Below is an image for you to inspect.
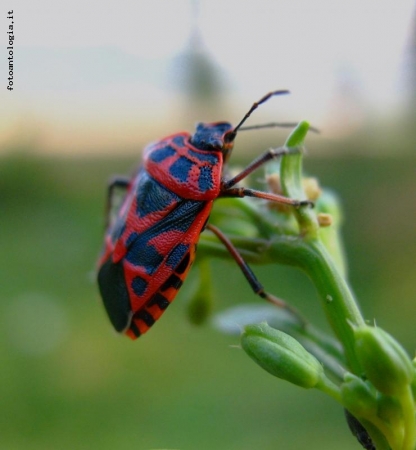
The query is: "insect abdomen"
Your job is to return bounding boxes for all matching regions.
[125,244,196,339]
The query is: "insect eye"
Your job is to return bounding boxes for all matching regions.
[224,131,236,143]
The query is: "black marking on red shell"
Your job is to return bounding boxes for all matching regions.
[124,200,202,274]
[97,258,131,333]
[198,165,213,192]
[131,276,148,296]
[147,292,170,310]
[188,149,219,164]
[169,156,194,183]
[129,320,141,337]
[136,172,180,217]
[136,309,156,327]
[125,233,164,275]
[161,273,183,292]
[149,146,176,163]
[167,201,205,231]
[175,252,191,274]
[166,243,190,269]
[172,135,185,146]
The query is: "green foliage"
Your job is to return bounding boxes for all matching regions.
[198,124,415,449]
[1,132,415,449]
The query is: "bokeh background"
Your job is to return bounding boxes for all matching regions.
[1,1,415,449]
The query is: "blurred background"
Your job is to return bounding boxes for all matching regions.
[1,1,415,449]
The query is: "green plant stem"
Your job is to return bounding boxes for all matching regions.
[279,123,365,374]
[399,385,416,450]
[199,231,366,374]
[316,376,342,403]
[264,236,364,374]
[297,239,365,374]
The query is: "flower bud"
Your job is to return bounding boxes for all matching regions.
[241,323,324,388]
[303,177,322,201]
[317,213,333,227]
[341,373,377,417]
[353,325,413,396]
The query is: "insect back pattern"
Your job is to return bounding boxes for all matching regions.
[97,90,312,339]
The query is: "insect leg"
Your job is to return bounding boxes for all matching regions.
[220,186,313,208]
[105,176,130,228]
[206,224,306,326]
[222,146,300,190]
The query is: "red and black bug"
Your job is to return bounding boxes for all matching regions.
[97,90,312,339]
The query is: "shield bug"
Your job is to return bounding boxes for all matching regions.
[97,90,312,339]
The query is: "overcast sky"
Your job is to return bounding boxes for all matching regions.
[1,0,415,152]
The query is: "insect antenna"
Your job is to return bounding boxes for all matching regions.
[226,90,290,142]
[226,91,320,141]
[239,122,320,134]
